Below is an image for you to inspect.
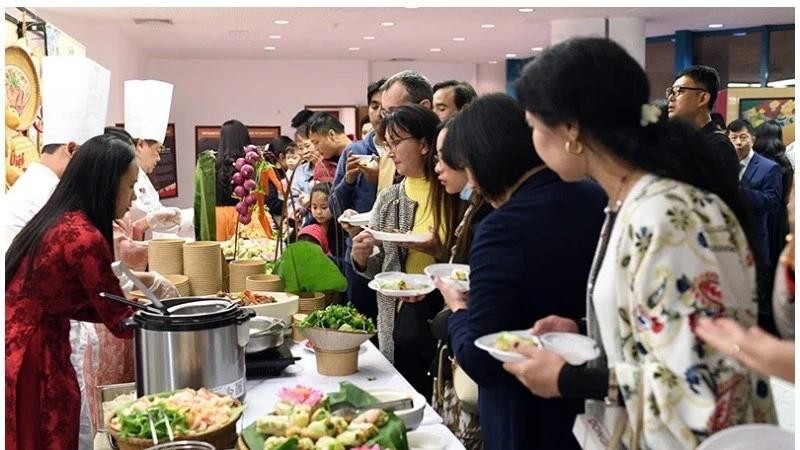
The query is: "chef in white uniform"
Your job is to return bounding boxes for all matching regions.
[5,55,111,450]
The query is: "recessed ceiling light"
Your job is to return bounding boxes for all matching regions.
[481,24,495,29]
[363,36,375,40]
[381,22,395,27]
[263,46,277,50]
[708,23,723,28]
[506,53,517,58]
[269,35,281,39]
[488,60,498,64]
[733,32,747,37]
[531,47,543,51]
[274,19,289,25]
[453,37,465,42]
[430,48,442,52]
[518,8,534,13]
[349,47,360,51]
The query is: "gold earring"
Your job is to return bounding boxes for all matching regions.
[564,139,584,155]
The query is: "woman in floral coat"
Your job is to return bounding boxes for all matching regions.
[500,38,776,449]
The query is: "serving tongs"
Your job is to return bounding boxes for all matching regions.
[99,292,164,315]
[111,261,169,314]
[146,408,175,444]
[330,398,414,422]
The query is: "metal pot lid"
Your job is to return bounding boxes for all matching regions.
[132,297,249,331]
[166,299,236,317]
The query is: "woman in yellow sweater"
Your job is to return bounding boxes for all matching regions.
[352,104,463,399]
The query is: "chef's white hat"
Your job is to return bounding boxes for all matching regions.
[41,56,110,146]
[124,79,173,144]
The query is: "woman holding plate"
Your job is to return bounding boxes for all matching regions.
[503,38,776,450]
[351,104,462,400]
[433,92,607,450]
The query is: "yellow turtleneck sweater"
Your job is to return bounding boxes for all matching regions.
[403,177,436,274]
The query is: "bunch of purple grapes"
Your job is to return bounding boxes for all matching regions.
[231,145,261,225]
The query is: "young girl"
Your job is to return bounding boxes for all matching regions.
[298,183,345,266]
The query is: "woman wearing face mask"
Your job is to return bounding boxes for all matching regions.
[5,134,139,450]
[503,37,775,449]
[351,105,463,400]
[429,118,492,449]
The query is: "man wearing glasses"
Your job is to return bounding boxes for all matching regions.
[667,65,740,187]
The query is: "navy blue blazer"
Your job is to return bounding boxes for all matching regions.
[448,169,606,450]
[741,152,783,264]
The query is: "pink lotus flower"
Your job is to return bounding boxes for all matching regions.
[277,385,324,407]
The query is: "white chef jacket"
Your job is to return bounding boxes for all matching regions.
[129,167,162,223]
[4,162,60,250]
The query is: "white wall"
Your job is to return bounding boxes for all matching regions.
[145,59,369,207]
[369,60,477,88]
[32,9,147,124]
[476,63,506,94]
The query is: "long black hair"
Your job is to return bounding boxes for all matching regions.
[754,120,792,176]
[379,104,462,254]
[445,93,543,201]
[215,119,251,206]
[309,182,344,259]
[6,134,136,283]
[515,37,757,265]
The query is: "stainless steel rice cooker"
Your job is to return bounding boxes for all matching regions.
[126,298,255,400]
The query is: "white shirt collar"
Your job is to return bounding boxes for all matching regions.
[739,149,755,180]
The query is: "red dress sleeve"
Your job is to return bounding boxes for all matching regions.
[62,219,133,338]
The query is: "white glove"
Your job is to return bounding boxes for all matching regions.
[149,272,179,299]
[145,208,182,231]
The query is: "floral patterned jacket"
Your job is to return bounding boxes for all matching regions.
[593,174,776,449]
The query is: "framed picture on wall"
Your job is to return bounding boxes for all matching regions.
[725,87,795,145]
[116,122,178,199]
[194,125,281,158]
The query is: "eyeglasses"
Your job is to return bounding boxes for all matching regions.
[385,136,416,150]
[665,86,707,98]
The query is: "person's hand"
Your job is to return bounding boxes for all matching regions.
[695,317,795,382]
[359,159,380,185]
[503,344,565,398]
[339,209,363,237]
[434,276,468,312]
[344,155,362,185]
[148,272,179,299]
[531,315,579,335]
[145,208,181,231]
[398,230,443,258]
[351,230,377,270]
[299,194,310,209]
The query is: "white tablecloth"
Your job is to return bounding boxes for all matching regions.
[244,341,465,449]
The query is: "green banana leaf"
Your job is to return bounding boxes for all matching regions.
[193,150,217,241]
[275,241,347,294]
[241,382,409,450]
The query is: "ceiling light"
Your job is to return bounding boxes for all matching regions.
[363,36,375,40]
[767,78,795,87]
[269,35,281,39]
[531,47,543,51]
[733,32,747,37]
[708,23,723,28]
[481,24,495,29]
[488,60,498,64]
[453,37,465,42]
[381,22,395,27]
[349,47,360,51]
[274,19,289,25]
[518,8,534,13]
[506,53,517,58]
[263,46,277,50]
[430,48,442,52]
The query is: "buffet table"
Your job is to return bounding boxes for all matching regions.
[94,340,465,450]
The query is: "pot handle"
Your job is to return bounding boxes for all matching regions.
[121,316,139,330]
[236,308,256,324]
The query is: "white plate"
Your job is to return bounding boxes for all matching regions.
[697,424,794,450]
[424,263,470,292]
[300,339,367,354]
[368,273,436,297]
[363,226,430,243]
[474,330,540,363]
[538,332,601,365]
[338,212,371,227]
[475,330,600,365]
[407,430,446,450]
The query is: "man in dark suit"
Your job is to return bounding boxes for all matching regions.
[728,118,783,334]
[668,65,740,190]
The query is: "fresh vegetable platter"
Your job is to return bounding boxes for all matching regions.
[299,303,376,334]
[239,382,408,450]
